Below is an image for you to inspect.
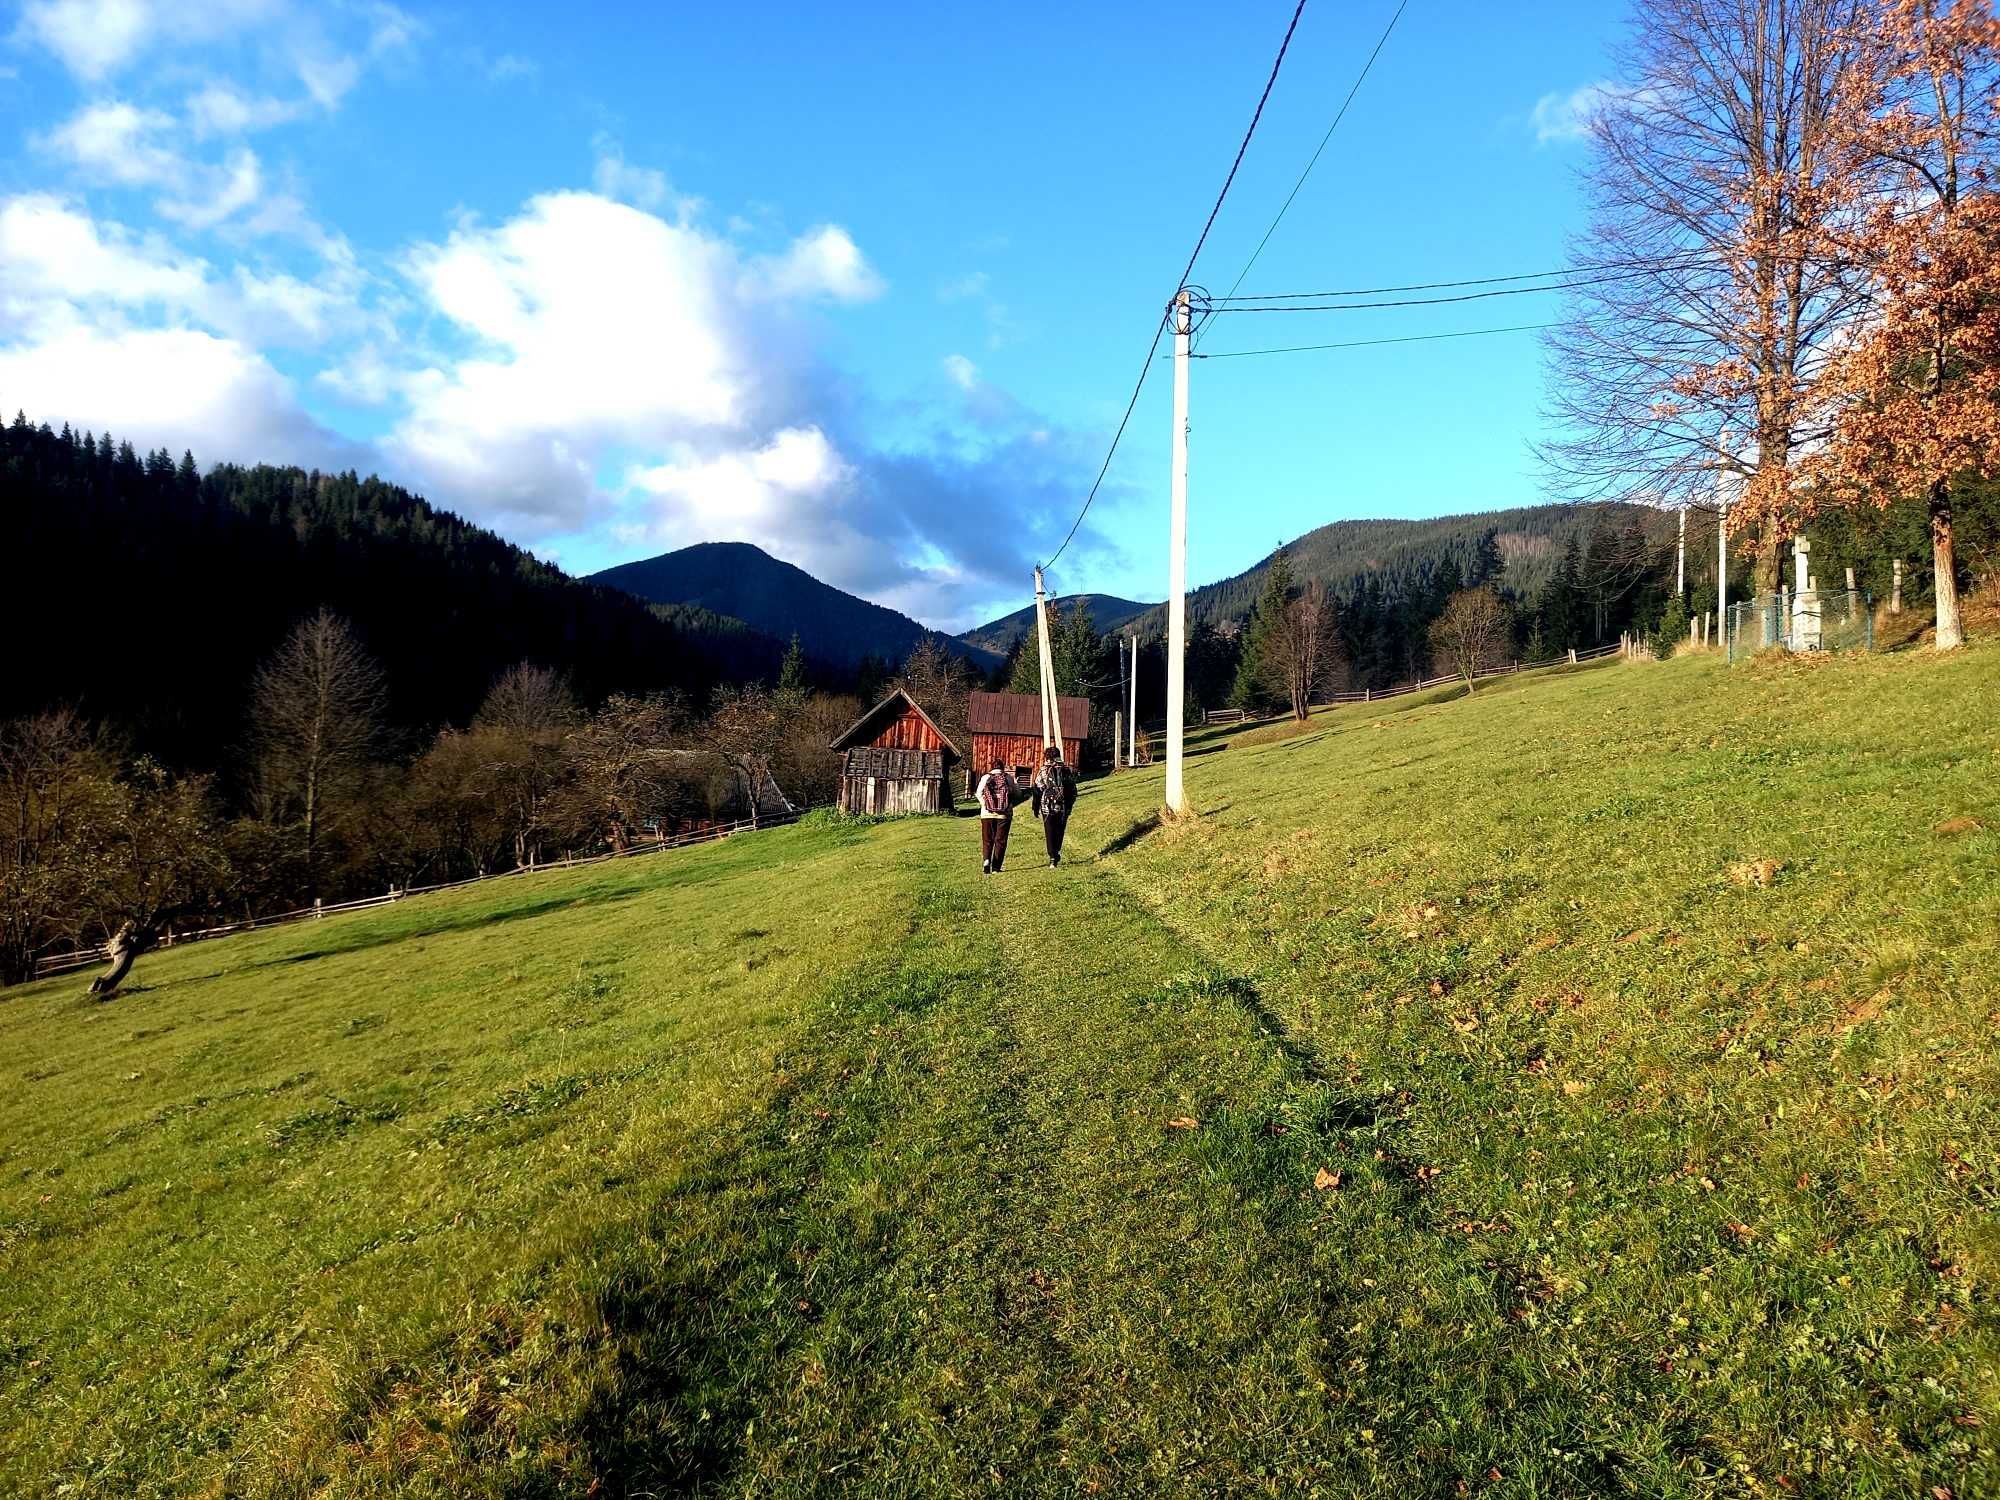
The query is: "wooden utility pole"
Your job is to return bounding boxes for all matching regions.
[1165,290,1192,817]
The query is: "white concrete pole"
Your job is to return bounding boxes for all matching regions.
[1676,506,1686,598]
[1165,290,1192,817]
[1716,473,1729,640]
[1033,566,1059,749]
[1128,634,1138,767]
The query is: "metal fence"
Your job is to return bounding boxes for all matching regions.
[1726,590,1875,662]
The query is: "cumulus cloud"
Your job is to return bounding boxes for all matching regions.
[0,322,349,466]
[17,0,280,82]
[590,138,680,215]
[1528,81,1652,145]
[380,190,849,528]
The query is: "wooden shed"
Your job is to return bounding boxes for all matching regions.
[828,688,961,815]
[964,690,1091,793]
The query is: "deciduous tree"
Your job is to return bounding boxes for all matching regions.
[1429,587,1514,690]
[1801,0,2000,649]
[249,610,386,897]
[1545,0,1872,593]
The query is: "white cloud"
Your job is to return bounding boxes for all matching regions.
[187,83,305,137]
[743,224,884,302]
[938,271,989,302]
[0,194,206,330]
[17,0,280,81]
[40,100,180,184]
[625,426,852,530]
[159,147,263,229]
[590,138,679,215]
[942,353,978,390]
[1529,81,1650,145]
[382,190,851,526]
[0,322,341,464]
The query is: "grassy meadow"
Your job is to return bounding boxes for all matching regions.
[2,640,1996,1497]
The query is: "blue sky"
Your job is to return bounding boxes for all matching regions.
[0,0,1630,630]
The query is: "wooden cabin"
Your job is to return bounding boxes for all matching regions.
[828,688,961,815]
[964,690,1090,794]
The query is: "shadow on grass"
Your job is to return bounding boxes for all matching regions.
[238,886,650,974]
[1096,811,1162,859]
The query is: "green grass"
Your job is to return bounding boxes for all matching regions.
[3,644,1996,1496]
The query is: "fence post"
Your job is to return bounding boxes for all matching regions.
[1891,558,1904,614]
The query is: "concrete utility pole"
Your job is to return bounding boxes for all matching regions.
[1033,566,1063,749]
[1716,471,1730,644]
[1165,289,1192,817]
[1676,506,1686,598]
[1128,633,1138,768]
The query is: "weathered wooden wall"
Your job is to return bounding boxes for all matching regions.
[969,732,1084,780]
[836,744,948,816]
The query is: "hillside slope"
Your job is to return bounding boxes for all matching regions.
[592,540,999,671]
[1126,501,1673,638]
[3,642,1995,1495]
[0,414,785,766]
[958,592,1154,655]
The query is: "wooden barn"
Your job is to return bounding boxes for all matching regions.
[964,690,1090,793]
[828,688,961,815]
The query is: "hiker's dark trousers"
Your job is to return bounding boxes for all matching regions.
[1042,811,1068,864]
[981,816,1011,870]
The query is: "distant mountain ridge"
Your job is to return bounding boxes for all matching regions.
[591,541,999,671]
[958,593,1155,656]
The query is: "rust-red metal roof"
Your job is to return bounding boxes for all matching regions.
[965,690,1091,740]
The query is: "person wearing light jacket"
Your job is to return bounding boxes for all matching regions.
[975,759,1014,874]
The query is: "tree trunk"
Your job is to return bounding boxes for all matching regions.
[87,922,155,997]
[1932,481,1964,651]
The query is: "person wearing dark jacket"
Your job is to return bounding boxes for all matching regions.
[1033,746,1078,867]
[975,759,1014,874]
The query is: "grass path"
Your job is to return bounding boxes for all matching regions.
[4,645,1996,1496]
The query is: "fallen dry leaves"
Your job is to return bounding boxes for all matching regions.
[1165,1116,1199,1131]
[1314,1167,1342,1191]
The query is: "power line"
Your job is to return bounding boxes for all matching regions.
[1201,0,1413,339]
[1207,262,1712,312]
[1043,0,1312,571]
[1210,247,1723,301]
[1187,320,1558,358]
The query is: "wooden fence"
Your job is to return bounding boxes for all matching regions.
[31,805,821,981]
[1187,643,1622,730]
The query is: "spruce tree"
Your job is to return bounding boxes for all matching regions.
[1230,549,1295,711]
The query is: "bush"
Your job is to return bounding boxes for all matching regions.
[1651,596,1690,659]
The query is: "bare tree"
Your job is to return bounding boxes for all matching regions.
[472,663,576,868]
[898,638,973,751]
[1429,587,1513,691]
[1261,580,1344,721]
[84,761,230,997]
[1543,0,1872,592]
[561,693,687,850]
[249,610,386,898]
[0,710,119,985]
[707,684,785,827]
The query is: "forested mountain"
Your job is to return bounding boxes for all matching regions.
[958,593,1154,656]
[591,541,1000,672]
[1,410,787,770]
[1126,504,1672,640]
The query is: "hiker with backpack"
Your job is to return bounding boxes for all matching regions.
[976,758,1015,874]
[1033,745,1078,868]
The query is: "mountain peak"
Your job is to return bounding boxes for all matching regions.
[590,542,996,671]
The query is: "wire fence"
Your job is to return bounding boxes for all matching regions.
[30,804,823,982]
[1726,590,1875,662]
